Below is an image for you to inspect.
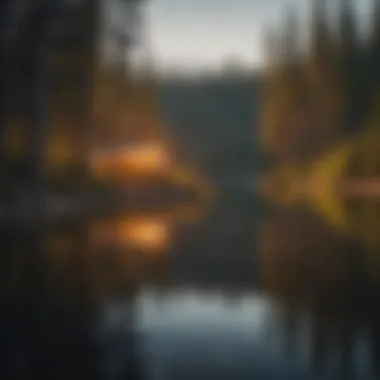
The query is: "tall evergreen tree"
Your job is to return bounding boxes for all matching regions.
[368,0,380,102]
[260,9,310,162]
[302,0,347,157]
[337,0,365,133]
[259,26,280,156]
[283,8,300,65]
[373,0,380,71]
[308,0,332,79]
[307,0,338,111]
[282,8,305,99]
[262,25,279,72]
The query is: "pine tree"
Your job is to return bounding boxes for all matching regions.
[308,0,332,82]
[301,0,348,159]
[337,0,364,133]
[259,21,294,160]
[262,25,280,73]
[283,8,300,66]
[0,0,35,177]
[374,0,380,71]
[259,26,280,156]
[367,0,380,109]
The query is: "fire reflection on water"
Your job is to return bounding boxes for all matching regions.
[90,216,171,253]
[40,201,207,309]
[117,217,170,252]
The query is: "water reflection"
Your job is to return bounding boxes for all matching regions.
[91,216,170,252]
[137,290,309,380]
[4,192,380,379]
[2,190,219,373]
[4,182,380,379]
[258,205,380,379]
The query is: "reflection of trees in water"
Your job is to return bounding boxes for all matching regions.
[259,207,380,378]
[0,219,146,379]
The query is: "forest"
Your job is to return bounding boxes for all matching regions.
[258,2,380,375]
[260,0,380,209]
[0,0,205,219]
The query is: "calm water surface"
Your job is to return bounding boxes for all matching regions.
[2,194,380,379]
[95,195,380,380]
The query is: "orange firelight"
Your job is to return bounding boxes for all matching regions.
[117,217,170,251]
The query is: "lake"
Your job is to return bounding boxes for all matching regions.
[1,189,380,379]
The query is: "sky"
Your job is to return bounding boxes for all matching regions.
[140,0,372,73]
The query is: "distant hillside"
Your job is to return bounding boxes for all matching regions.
[158,75,261,184]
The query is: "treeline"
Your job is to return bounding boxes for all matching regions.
[260,0,380,165]
[159,75,259,178]
[0,0,97,188]
[0,0,154,193]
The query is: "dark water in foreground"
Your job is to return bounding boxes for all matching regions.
[1,192,380,379]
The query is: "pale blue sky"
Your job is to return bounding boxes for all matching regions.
[142,0,372,72]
